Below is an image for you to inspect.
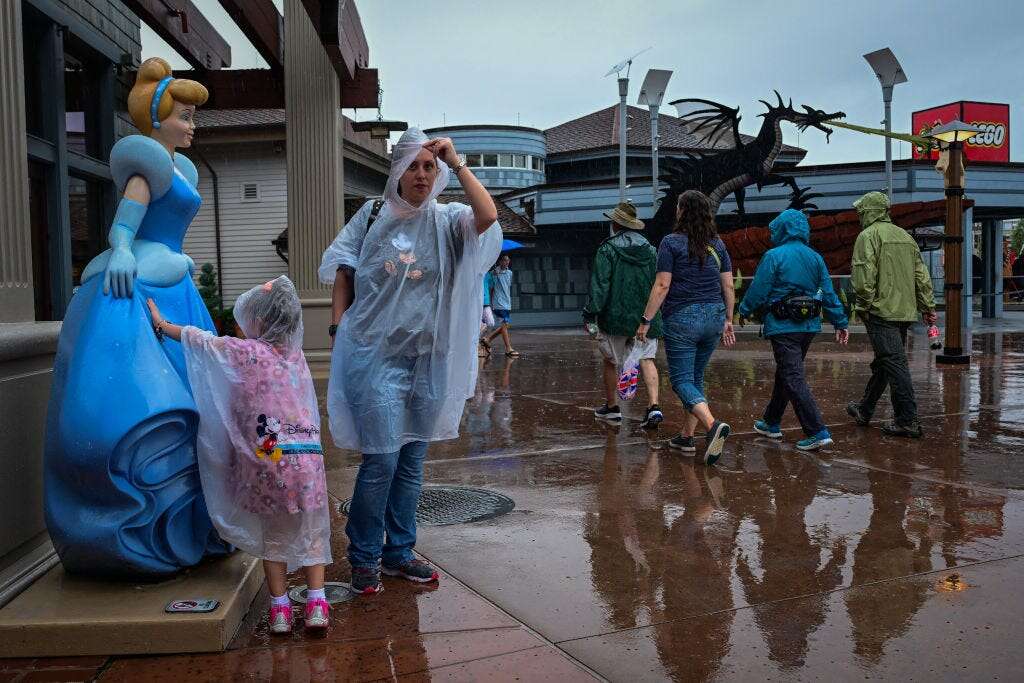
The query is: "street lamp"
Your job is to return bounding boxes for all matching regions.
[927,119,985,365]
[605,48,651,204]
[638,69,673,213]
[863,48,907,199]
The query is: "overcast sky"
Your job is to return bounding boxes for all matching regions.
[143,0,1021,165]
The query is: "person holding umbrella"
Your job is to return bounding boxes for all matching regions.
[484,249,520,357]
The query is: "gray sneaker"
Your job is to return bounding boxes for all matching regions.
[350,566,383,595]
[382,559,439,583]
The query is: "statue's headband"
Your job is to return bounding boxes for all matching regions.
[150,76,173,130]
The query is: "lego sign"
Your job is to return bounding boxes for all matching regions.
[912,101,1010,162]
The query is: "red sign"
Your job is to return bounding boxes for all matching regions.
[912,101,1009,162]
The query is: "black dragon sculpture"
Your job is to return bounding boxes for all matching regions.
[649,93,843,241]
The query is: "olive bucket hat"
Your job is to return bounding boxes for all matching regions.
[604,201,645,231]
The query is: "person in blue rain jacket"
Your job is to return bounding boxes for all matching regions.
[738,209,850,451]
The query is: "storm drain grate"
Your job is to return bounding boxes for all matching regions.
[288,582,355,605]
[340,485,515,526]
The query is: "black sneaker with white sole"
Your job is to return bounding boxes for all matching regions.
[669,434,696,452]
[594,404,622,422]
[641,404,664,429]
[703,421,731,465]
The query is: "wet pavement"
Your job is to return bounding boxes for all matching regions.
[10,327,1024,681]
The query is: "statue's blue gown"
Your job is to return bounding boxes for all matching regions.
[45,141,229,578]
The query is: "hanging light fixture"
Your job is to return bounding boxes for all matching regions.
[351,81,407,140]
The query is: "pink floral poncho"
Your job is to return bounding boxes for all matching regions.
[182,277,331,570]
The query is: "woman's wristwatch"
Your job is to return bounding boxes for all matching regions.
[450,155,467,175]
[328,324,338,337]
[154,319,166,342]
[639,315,652,325]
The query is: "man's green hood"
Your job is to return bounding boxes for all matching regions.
[853,191,892,229]
[606,230,655,265]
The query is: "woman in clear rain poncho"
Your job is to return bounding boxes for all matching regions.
[146,276,332,634]
[319,128,502,593]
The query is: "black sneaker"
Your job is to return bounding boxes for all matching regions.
[641,404,664,429]
[847,401,871,426]
[594,404,622,422]
[881,422,923,438]
[703,421,731,466]
[349,566,383,595]
[382,559,439,583]
[669,434,696,452]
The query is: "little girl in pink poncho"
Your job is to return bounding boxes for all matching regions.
[147,276,331,635]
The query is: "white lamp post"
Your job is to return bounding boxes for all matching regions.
[605,48,651,205]
[638,69,673,213]
[863,48,907,200]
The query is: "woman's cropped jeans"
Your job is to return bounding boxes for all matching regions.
[662,302,725,411]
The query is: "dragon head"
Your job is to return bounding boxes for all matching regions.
[758,91,844,142]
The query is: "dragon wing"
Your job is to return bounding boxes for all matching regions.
[669,98,743,149]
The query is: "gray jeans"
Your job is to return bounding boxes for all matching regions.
[861,315,918,425]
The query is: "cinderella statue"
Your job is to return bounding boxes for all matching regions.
[44,58,229,577]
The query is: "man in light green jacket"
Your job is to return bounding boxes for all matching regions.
[847,191,937,437]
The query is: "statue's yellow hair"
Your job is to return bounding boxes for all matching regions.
[127,57,208,136]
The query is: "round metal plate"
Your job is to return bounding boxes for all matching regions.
[287,581,355,605]
[340,485,515,526]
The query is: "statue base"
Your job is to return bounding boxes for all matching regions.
[0,552,263,657]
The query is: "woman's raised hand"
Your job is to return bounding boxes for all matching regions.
[423,137,459,167]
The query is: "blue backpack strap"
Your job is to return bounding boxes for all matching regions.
[109,135,174,199]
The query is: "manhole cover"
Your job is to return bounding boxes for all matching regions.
[340,485,515,526]
[288,582,355,605]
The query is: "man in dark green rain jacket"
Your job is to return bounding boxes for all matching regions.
[847,191,937,438]
[583,202,664,428]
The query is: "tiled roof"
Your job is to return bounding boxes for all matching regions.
[437,194,536,236]
[195,109,387,156]
[544,104,804,157]
[196,108,286,129]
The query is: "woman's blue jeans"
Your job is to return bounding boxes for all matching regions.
[662,303,725,410]
[346,440,429,569]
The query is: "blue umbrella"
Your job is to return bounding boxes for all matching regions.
[502,239,524,252]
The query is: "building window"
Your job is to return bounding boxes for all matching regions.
[465,153,482,167]
[512,154,526,168]
[498,153,512,167]
[482,154,498,167]
[64,48,102,159]
[68,175,105,286]
[241,182,261,202]
[531,156,545,171]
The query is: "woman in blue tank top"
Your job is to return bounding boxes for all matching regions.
[636,190,736,465]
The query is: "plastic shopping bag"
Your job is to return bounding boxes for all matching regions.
[617,342,644,401]
[482,305,495,328]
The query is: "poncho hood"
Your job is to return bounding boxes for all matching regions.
[854,191,893,229]
[769,209,811,246]
[384,127,450,218]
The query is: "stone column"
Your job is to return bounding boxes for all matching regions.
[980,219,1003,319]
[0,0,34,323]
[284,0,343,353]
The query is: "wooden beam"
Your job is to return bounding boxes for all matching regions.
[216,0,283,72]
[341,67,378,109]
[299,0,369,82]
[177,69,284,109]
[122,0,231,70]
